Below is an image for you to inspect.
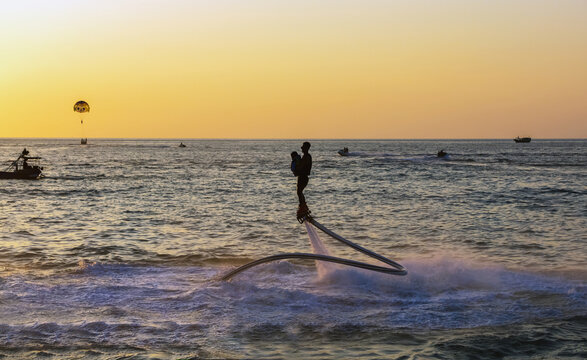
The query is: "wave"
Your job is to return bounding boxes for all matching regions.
[332,150,586,169]
[0,256,584,358]
[2,245,586,282]
[512,186,585,197]
[0,316,584,358]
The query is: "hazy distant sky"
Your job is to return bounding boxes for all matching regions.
[1,0,586,138]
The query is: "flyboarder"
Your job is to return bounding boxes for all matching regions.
[295,141,312,219]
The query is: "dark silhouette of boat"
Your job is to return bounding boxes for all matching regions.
[179,142,186,148]
[514,137,531,143]
[337,147,349,156]
[81,138,87,145]
[437,149,448,158]
[0,148,44,180]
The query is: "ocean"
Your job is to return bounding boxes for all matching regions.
[0,138,585,359]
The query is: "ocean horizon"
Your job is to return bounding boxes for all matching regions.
[2,137,586,140]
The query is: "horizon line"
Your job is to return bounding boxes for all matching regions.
[1,137,585,141]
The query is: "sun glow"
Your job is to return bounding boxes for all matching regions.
[1,0,586,139]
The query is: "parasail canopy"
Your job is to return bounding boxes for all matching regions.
[74,101,90,113]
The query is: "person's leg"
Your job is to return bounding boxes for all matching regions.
[297,176,308,205]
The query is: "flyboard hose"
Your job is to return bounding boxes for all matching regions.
[221,215,407,281]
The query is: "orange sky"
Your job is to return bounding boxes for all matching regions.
[1,0,586,139]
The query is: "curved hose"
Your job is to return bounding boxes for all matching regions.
[221,216,407,281]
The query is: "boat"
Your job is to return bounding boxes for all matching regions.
[0,148,44,180]
[514,136,531,143]
[437,150,448,158]
[81,138,87,145]
[179,142,186,148]
[338,147,349,156]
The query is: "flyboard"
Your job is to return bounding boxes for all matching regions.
[221,210,407,281]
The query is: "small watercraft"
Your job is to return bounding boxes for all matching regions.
[81,138,87,145]
[437,150,448,158]
[179,142,186,148]
[514,137,531,143]
[0,148,44,180]
[338,147,349,156]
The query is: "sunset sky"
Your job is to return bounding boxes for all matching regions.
[1,0,586,139]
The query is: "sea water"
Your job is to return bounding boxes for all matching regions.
[0,139,585,359]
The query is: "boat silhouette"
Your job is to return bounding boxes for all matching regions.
[0,148,44,180]
[514,136,531,143]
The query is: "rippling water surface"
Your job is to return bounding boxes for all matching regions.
[0,139,585,359]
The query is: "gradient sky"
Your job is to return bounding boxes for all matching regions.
[1,0,586,139]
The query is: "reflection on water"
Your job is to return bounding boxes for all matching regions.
[0,139,585,358]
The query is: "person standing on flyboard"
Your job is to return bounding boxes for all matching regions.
[295,142,312,219]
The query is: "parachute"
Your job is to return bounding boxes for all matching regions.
[74,101,90,114]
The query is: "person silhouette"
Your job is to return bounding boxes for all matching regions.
[295,142,312,218]
[290,151,301,175]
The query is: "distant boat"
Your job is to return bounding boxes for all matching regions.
[514,137,531,143]
[179,142,186,148]
[81,138,87,145]
[338,147,349,156]
[0,148,44,180]
[437,150,448,158]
